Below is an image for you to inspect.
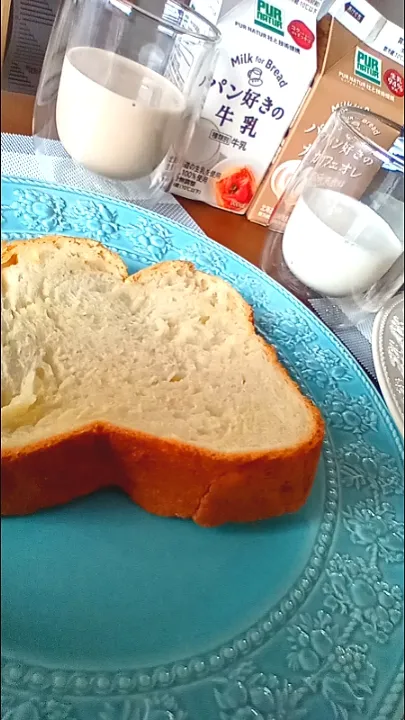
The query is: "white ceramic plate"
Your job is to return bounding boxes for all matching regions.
[372,292,404,435]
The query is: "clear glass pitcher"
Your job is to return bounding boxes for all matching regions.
[261,108,404,328]
[33,0,220,202]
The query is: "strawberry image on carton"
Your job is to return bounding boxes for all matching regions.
[172,0,321,214]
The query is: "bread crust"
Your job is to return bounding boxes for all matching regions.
[1,237,325,526]
[2,235,128,278]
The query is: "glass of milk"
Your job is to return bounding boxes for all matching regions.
[262,108,404,328]
[32,0,220,202]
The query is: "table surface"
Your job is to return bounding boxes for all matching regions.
[1,90,268,268]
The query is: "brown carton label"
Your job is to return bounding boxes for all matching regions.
[247,16,404,225]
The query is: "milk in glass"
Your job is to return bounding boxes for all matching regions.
[283,187,403,297]
[56,47,186,180]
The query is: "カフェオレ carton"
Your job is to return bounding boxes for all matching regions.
[247,0,404,224]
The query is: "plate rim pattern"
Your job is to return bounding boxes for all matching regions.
[372,293,404,435]
[1,175,404,720]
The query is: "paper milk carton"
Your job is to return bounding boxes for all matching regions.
[247,0,404,224]
[172,0,321,214]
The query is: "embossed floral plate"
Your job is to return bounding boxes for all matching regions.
[1,176,404,720]
[372,293,404,436]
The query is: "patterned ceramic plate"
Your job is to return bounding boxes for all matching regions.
[1,176,404,720]
[372,294,404,436]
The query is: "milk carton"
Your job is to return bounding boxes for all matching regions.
[247,0,404,224]
[172,0,321,214]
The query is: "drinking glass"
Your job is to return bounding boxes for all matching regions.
[261,108,404,327]
[33,0,220,201]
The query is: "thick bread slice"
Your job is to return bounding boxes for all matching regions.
[1,236,325,526]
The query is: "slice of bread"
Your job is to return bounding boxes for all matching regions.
[1,235,325,526]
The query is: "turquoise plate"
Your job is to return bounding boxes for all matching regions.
[1,176,404,720]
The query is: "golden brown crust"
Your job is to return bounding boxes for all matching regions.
[1,411,324,526]
[1,237,325,526]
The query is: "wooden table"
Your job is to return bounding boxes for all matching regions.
[1,90,268,267]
